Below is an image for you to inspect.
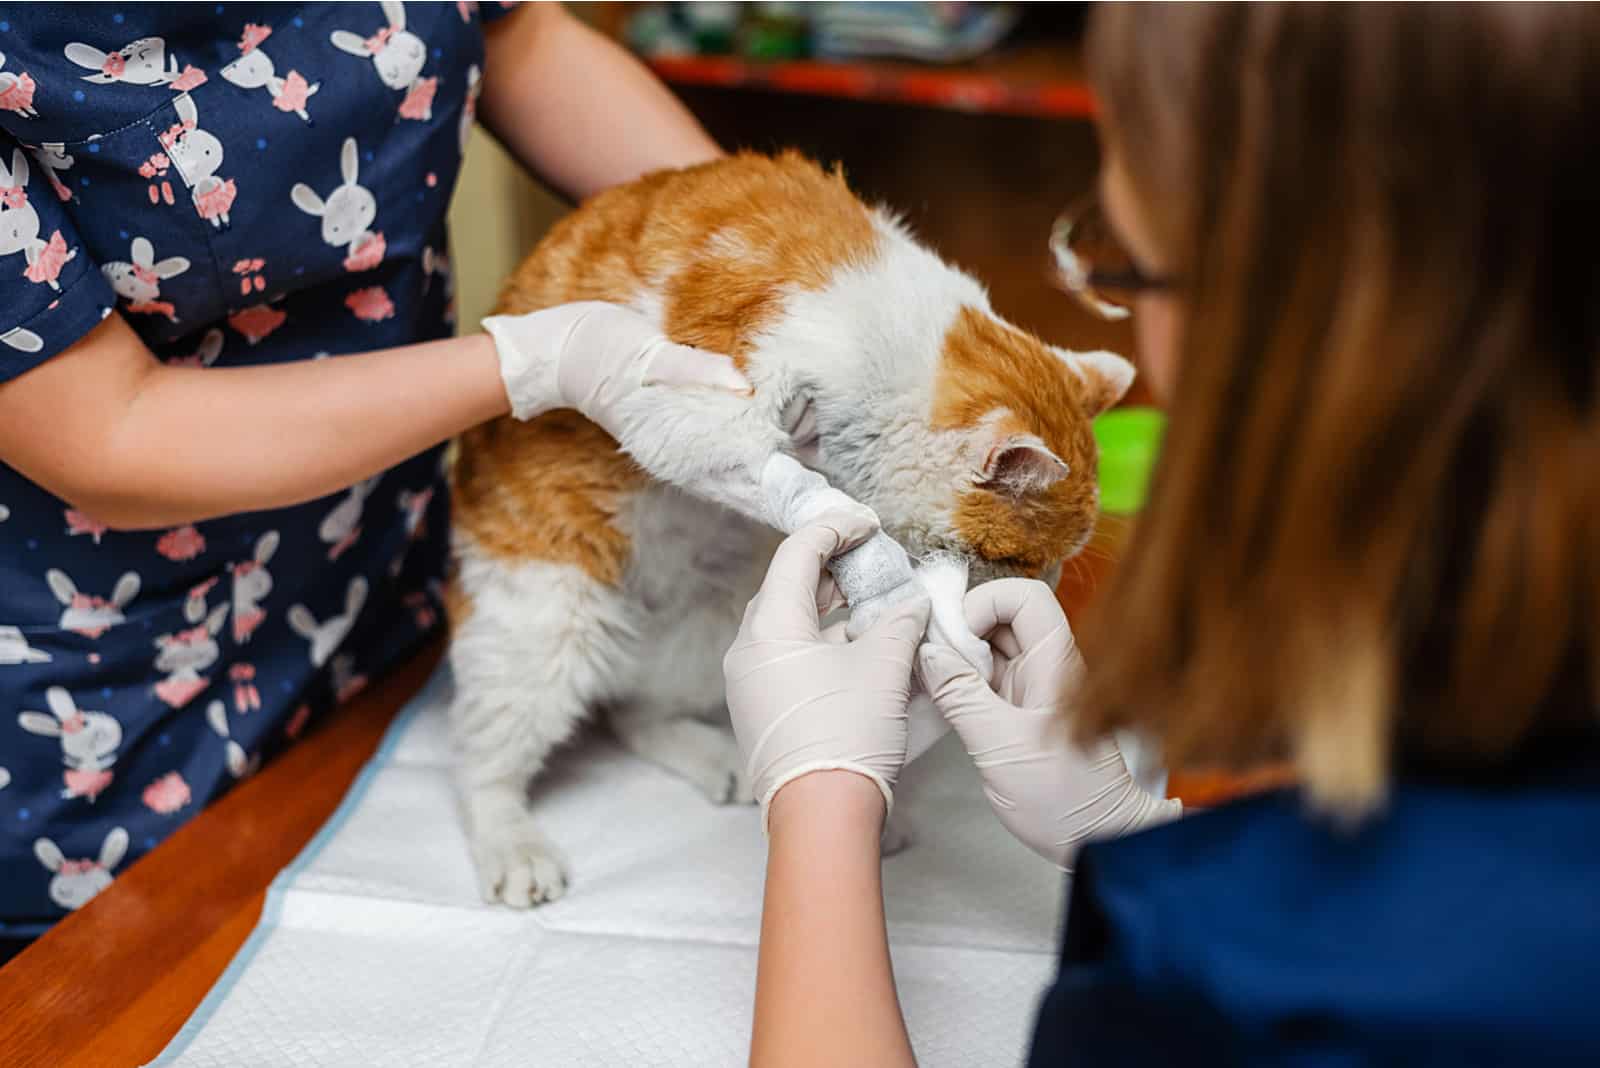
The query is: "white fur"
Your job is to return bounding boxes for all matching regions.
[452,205,1113,903]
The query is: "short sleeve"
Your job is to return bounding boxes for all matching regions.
[0,136,116,384]
[479,2,522,27]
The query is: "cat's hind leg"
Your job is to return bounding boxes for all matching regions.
[607,698,753,804]
[447,547,637,906]
[605,577,753,805]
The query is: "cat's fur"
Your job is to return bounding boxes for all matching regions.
[448,152,1134,905]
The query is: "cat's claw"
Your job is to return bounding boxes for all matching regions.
[470,825,568,907]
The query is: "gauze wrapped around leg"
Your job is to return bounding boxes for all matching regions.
[759,455,992,763]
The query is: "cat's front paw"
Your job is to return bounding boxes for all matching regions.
[469,822,568,907]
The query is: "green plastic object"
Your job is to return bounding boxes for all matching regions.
[1093,406,1166,515]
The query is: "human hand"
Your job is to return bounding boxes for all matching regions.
[916,578,1181,870]
[484,300,749,423]
[484,301,788,517]
[724,513,932,830]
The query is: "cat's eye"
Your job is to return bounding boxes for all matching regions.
[1050,193,1176,321]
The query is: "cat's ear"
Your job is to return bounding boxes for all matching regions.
[1057,348,1136,417]
[979,432,1069,496]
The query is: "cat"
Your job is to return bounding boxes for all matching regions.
[447,151,1134,906]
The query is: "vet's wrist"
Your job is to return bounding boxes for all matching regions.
[766,769,887,841]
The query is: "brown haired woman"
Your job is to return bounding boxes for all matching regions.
[720,4,1600,1064]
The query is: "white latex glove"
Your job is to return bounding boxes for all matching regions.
[484,300,749,423]
[724,512,932,830]
[484,302,786,518]
[916,578,1182,870]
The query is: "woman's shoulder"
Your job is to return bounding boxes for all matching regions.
[1044,737,1600,1063]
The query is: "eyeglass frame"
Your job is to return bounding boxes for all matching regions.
[1049,192,1178,322]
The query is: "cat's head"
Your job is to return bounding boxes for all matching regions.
[921,306,1133,581]
[782,288,1133,585]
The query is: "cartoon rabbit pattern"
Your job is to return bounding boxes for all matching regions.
[330,2,437,122]
[18,688,124,803]
[0,3,511,931]
[221,24,321,122]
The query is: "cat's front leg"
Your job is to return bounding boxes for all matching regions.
[446,547,639,906]
[607,698,754,805]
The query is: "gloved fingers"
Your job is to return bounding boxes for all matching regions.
[1007,633,1089,710]
[639,337,752,394]
[858,591,931,663]
[987,623,1023,660]
[816,572,846,618]
[916,642,997,717]
[819,619,851,646]
[747,520,864,641]
[963,579,1073,655]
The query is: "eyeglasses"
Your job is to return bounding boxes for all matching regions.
[1049,192,1177,321]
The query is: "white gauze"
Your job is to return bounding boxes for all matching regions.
[760,455,994,743]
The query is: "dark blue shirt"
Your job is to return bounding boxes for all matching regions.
[0,2,514,934]
[1028,734,1600,1065]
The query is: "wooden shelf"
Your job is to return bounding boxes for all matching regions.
[641,42,1096,120]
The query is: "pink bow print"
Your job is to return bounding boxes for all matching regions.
[0,185,26,210]
[58,858,98,876]
[70,593,110,614]
[60,712,87,735]
[174,624,209,645]
[239,23,273,53]
[365,25,395,53]
[102,53,128,78]
[158,119,196,150]
[132,263,160,287]
[231,560,260,578]
[63,767,113,800]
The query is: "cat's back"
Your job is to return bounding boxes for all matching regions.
[453,153,882,592]
[494,150,880,358]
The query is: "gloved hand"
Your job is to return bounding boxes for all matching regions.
[484,301,787,519]
[484,300,750,424]
[724,512,932,830]
[916,578,1181,870]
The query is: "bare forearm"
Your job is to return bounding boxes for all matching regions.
[0,316,506,529]
[753,773,916,1068]
[480,4,722,200]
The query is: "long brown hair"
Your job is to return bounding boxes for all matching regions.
[1079,4,1600,814]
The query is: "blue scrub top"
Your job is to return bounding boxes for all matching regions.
[0,3,515,935]
[1027,730,1600,1065]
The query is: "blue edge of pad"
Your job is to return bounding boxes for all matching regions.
[148,664,449,1066]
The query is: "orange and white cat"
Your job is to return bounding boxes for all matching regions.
[448,152,1133,905]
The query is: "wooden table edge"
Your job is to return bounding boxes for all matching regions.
[0,639,443,1068]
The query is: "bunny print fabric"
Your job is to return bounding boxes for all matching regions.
[0,3,515,936]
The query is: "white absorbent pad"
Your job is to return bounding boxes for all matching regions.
[149,665,1066,1068]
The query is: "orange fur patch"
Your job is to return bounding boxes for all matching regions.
[933,306,1101,574]
[442,575,474,633]
[456,152,880,582]
[453,413,643,585]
